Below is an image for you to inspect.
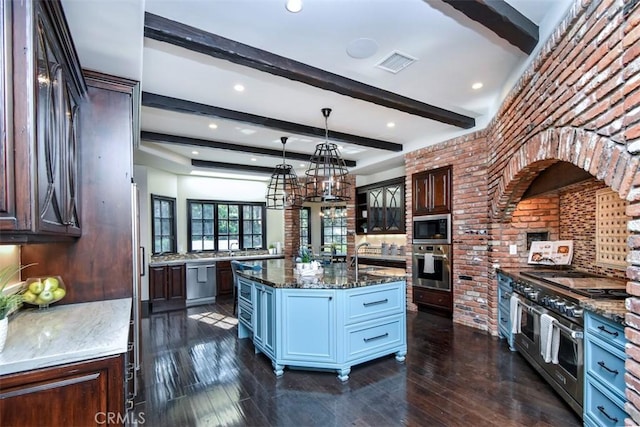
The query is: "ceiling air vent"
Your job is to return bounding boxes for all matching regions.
[376,51,417,74]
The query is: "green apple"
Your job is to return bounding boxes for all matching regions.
[22,290,37,303]
[28,280,44,295]
[52,288,66,301]
[43,277,59,291]
[38,289,54,303]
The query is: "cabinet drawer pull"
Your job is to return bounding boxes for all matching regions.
[240,312,251,322]
[597,361,619,375]
[241,290,250,298]
[597,325,619,337]
[364,332,389,343]
[597,405,618,423]
[363,298,388,307]
[501,318,508,323]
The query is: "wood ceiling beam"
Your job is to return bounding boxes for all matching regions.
[440,0,539,54]
[191,159,276,174]
[144,12,475,129]
[142,92,400,153]
[141,131,358,167]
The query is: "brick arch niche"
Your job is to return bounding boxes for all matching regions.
[491,127,637,222]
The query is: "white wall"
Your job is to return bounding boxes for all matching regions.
[356,166,405,187]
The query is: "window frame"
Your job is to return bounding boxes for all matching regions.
[300,206,311,250]
[186,199,266,252]
[320,206,347,254]
[151,194,177,255]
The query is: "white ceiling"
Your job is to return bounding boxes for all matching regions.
[61,0,574,181]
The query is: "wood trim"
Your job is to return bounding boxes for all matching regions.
[142,92,401,152]
[142,131,357,167]
[143,12,475,129]
[441,0,539,54]
[191,159,276,174]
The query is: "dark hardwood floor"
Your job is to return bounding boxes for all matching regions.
[133,297,582,426]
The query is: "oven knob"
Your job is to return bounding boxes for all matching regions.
[566,305,583,317]
[527,291,539,301]
[555,301,566,312]
[546,297,558,308]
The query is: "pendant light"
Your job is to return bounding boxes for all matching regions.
[304,108,350,202]
[266,136,303,209]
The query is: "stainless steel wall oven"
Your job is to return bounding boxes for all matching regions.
[412,244,450,291]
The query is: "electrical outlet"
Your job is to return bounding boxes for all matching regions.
[509,244,517,255]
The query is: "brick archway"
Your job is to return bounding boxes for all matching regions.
[491,127,637,221]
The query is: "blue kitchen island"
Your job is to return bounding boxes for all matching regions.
[235,259,407,381]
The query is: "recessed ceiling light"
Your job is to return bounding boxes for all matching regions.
[472,82,484,90]
[285,0,303,13]
[208,123,218,129]
[387,122,396,128]
[192,150,199,155]
[250,158,257,162]
[234,84,245,92]
[300,163,305,168]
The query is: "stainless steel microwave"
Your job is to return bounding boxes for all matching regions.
[412,213,451,244]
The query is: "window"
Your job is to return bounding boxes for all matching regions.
[189,201,215,251]
[151,195,176,254]
[187,200,266,252]
[300,207,311,249]
[321,206,347,254]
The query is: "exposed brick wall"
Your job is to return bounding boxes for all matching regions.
[558,179,629,278]
[401,0,640,421]
[405,133,490,330]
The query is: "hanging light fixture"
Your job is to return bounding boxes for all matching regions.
[266,136,303,209]
[304,108,350,202]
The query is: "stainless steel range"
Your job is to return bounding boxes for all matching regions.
[511,269,627,417]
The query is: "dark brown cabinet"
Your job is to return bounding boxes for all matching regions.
[413,287,452,314]
[413,166,452,215]
[0,355,124,427]
[356,178,405,234]
[150,264,186,311]
[1,0,86,242]
[217,260,234,296]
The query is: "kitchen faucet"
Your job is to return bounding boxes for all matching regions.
[354,242,371,279]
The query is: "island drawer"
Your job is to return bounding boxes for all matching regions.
[238,278,253,306]
[344,283,403,325]
[345,314,404,361]
[237,301,253,332]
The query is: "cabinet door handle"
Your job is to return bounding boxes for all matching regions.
[597,405,618,423]
[363,298,388,307]
[597,325,619,337]
[241,290,250,298]
[364,332,389,343]
[597,361,619,375]
[240,312,251,322]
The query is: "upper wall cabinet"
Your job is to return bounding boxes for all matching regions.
[0,0,87,243]
[412,166,451,215]
[356,178,405,234]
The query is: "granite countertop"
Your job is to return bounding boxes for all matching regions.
[150,251,284,266]
[0,298,131,376]
[498,268,627,324]
[236,259,407,289]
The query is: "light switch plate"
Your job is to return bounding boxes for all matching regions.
[509,244,518,255]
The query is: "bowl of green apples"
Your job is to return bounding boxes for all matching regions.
[22,276,66,308]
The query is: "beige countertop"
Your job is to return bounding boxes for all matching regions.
[236,259,407,289]
[0,298,131,376]
[150,251,284,266]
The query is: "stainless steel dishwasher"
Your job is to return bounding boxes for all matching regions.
[185,261,217,307]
